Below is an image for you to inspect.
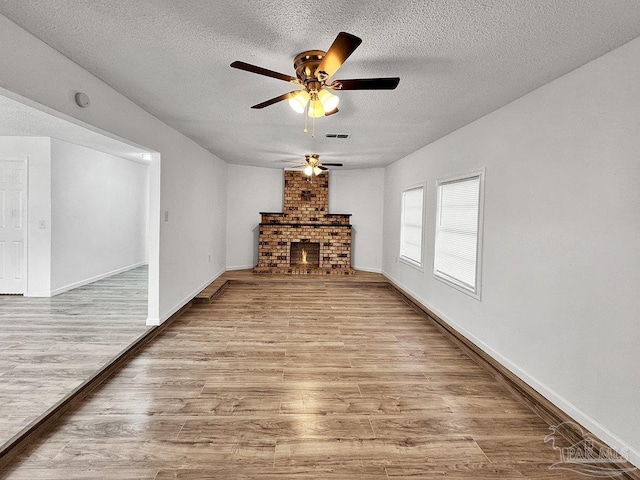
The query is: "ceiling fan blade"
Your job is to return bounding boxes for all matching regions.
[251,91,297,109]
[315,32,362,81]
[230,61,297,83]
[324,107,339,116]
[318,165,329,171]
[332,77,400,90]
[321,163,344,167]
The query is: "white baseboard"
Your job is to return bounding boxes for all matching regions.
[382,269,640,469]
[353,265,382,273]
[24,290,53,297]
[148,268,226,326]
[225,264,254,271]
[28,262,147,297]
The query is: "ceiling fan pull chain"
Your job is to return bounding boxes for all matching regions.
[303,102,309,133]
[312,115,316,138]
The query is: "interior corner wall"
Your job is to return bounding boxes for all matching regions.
[329,168,384,272]
[382,37,640,465]
[50,138,148,294]
[0,14,228,323]
[0,136,51,296]
[226,164,283,270]
[224,165,385,273]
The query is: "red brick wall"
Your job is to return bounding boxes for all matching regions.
[283,170,328,223]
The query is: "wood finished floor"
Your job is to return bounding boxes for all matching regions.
[1,278,589,479]
[0,266,149,448]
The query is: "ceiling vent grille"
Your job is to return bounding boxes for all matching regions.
[325,133,350,139]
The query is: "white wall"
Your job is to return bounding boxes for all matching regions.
[225,166,385,272]
[50,138,148,294]
[330,168,384,272]
[0,14,228,323]
[226,164,283,270]
[0,136,51,296]
[382,37,640,465]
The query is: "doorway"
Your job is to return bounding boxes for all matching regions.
[0,157,27,294]
[0,90,160,450]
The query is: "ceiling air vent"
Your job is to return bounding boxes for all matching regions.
[325,133,350,139]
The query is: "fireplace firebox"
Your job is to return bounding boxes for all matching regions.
[290,242,320,267]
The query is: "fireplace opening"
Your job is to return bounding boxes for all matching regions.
[290,242,320,267]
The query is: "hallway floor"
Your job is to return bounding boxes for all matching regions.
[0,266,149,448]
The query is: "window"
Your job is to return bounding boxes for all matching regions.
[434,171,484,298]
[400,185,424,268]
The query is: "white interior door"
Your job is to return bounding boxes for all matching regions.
[0,158,27,294]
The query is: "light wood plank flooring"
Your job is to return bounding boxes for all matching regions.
[1,278,588,479]
[0,266,149,448]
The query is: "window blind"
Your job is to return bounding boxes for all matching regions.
[435,176,481,292]
[400,186,424,266]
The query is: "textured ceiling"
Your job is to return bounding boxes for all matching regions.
[1,1,640,170]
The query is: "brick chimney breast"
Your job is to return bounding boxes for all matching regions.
[254,170,353,275]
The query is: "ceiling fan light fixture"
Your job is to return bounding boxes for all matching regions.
[303,165,314,176]
[288,90,310,113]
[313,166,323,176]
[318,89,339,112]
[307,97,325,118]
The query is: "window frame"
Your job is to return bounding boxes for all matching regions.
[433,169,485,299]
[399,183,426,271]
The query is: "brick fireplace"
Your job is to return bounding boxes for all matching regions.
[254,170,354,275]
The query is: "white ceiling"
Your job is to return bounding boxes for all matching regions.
[0,94,150,163]
[1,1,640,170]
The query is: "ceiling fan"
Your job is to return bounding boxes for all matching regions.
[230,32,400,119]
[283,154,343,176]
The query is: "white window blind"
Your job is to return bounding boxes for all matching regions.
[400,186,424,267]
[434,174,482,295]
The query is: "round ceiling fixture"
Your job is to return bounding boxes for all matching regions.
[74,92,90,108]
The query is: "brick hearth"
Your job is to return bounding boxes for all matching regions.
[254,170,354,275]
